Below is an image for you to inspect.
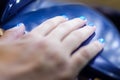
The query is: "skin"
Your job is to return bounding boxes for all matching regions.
[0,16,103,80]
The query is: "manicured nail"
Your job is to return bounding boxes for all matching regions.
[62,15,69,20]
[79,16,87,20]
[11,23,24,30]
[98,38,105,43]
[88,22,94,27]
[17,23,24,27]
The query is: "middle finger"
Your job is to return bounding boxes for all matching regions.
[62,24,96,54]
[47,16,87,40]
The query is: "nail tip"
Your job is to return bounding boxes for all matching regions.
[98,38,105,43]
[17,23,24,27]
[88,22,94,27]
[61,15,68,19]
[79,16,87,20]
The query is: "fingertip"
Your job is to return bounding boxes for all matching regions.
[17,23,25,27]
[1,23,26,41]
[7,23,25,31]
[61,15,69,20]
[98,38,105,44]
[79,16,87,21]
[54,16,69,21]
[95,38,105,48]
[93,40,105,52]
[17,23,26,31]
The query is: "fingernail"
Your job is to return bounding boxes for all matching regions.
[88,22,94,27]
[11,23,24,30]
[98,38,105,44]
[17,23,24,27]
[79,16,87,20]
[62,15,69,20]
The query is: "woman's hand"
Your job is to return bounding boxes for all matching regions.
[0,16,104,80]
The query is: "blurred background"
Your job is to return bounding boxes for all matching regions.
[50,0,120,11]
[45,0,120,32]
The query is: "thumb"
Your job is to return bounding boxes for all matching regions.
[0,23,25,41]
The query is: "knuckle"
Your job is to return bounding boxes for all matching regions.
[36,39,48,48]
[46,50,60,61]
[74,56,84,65]
[72,30,81,38]
[68,31,82,43]
[52,52,65,63]
[55,16,67,21]
[72,30,78,35]
[45,50,67,68]
[45,19,56,26]
[44,16,66,26]
[59,23,69,28]
[81,48,91,59]
[59,22,67,27]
